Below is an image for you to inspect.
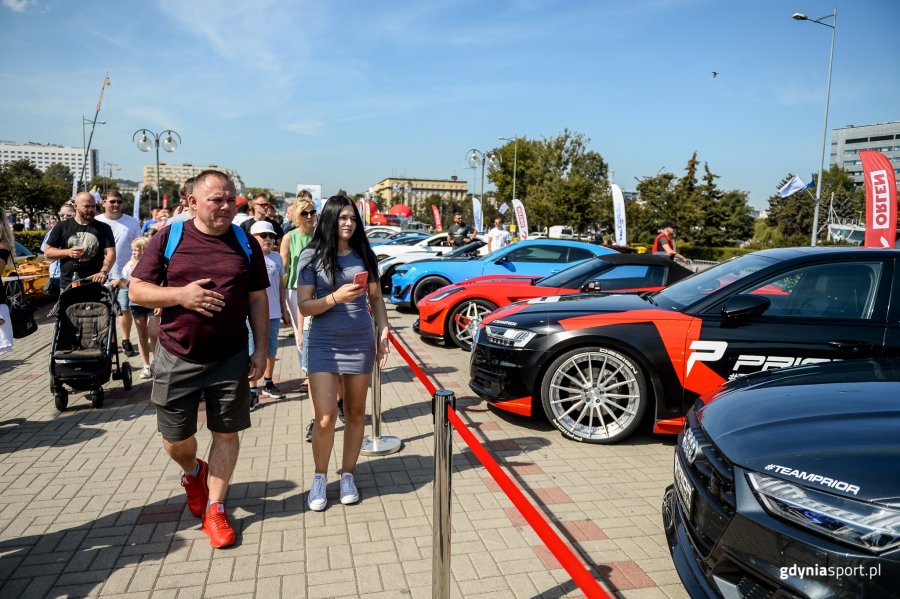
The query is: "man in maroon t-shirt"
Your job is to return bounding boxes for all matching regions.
[130,170,269,549]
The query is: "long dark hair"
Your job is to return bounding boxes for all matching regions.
[307,195,378,285]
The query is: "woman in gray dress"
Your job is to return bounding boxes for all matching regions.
[296,195,390,511]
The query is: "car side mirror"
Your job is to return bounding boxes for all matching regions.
[721,294,770,319]
[582,280,603,292]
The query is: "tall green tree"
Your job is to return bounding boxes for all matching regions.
[763,165,863,246]
[0,159,53,220]
[635,171,677,244]
[490,129,608,232]
[42,163,75,208]
[43,163,74,186]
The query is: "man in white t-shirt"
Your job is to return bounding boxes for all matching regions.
[487,217,511,252]
[96,189,142,356]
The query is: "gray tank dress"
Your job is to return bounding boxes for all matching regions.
[296,248,375,374]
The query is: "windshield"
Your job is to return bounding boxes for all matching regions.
[652,253,776,310]
[536,257,609,288]
[445,239,485,258]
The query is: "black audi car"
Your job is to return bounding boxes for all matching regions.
[663,358,900,598]
[469,247,900,443]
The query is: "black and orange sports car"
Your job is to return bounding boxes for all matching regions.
[469,247,900,443]
[415,253,693,350]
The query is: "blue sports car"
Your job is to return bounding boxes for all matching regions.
[389,239,615,308]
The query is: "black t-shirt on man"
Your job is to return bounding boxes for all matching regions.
[448,222,475,246]
[45,218,115,288]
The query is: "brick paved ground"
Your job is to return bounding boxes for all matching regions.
[0,302,688,598]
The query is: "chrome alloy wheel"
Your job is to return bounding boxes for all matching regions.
[541,348,646,443]
[448,299,496,351]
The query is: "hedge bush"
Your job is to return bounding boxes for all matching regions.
[13,231,48,254]
[679,245,752,262]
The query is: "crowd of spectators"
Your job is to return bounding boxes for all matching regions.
[9,175,386,548]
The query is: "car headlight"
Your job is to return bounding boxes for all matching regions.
[747,472,900,553]
[485,325,536,348]
[427,287,463,302]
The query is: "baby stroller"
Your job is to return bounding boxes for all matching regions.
[49,281,132,411]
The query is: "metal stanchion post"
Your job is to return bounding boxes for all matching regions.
[432,389,455,599]
[360,350,402,456]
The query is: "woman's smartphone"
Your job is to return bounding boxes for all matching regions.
[353,271,369,288]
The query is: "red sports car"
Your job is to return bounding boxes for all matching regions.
[414,253,694,350]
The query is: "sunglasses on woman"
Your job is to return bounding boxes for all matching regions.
[300,210,316,217]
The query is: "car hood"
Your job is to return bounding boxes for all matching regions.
[459,274,536,286]
[698,359,900,502]
[483,292,661,326]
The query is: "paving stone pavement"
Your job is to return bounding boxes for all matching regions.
[0,302,688,599]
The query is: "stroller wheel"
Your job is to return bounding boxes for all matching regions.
[121,363,133,391]
[54,390,69,412]
[89,389,105,409]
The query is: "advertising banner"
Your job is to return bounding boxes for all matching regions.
[472,197,483,233]
[133,185,143,220]
[512,199,529,240]
[860,150,898,248]
[431,204,443,231]
[611,183,627,246]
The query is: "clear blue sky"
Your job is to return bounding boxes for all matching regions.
[2,0,898,208]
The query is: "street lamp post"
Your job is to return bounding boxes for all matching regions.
[405,181,413,218]
[132,129,181,211]
[793,7,837,247]
[497,135,519,201]
[81,115,107,190]
[465,148,501,207]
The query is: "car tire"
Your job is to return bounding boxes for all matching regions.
[447,299,497,351]
[540,346,648,444]
[413,276,451,307]
[381,265,397,295]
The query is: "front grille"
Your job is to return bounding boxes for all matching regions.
[678,411,736,554]
[471,361,501,396]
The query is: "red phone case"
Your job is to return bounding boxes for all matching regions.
[354,272,368,287]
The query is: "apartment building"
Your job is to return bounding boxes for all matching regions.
[831,121,900,185]
[0,141,99,180]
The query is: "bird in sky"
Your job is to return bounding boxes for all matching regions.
[712,71,719,78]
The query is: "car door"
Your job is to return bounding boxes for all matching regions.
[483,244,586,277]
[686,258,891,386]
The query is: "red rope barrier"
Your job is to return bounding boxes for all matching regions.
[446,408,609,599]
[389,333,437,396]
[388,332,610,598]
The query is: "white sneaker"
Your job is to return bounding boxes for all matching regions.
[308,474,327,511]
[340,472,359,505]
[139,365,152,379]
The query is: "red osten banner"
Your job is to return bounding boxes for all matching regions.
[432,204,443,231]
[861,150,898,248]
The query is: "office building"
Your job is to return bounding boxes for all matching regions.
[142,162,244,191]
[0,141,99,180]
[371,176,469,209]
[831,121,900,185]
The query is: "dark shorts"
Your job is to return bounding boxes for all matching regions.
[130,304,154,317]
[151,343,252,441]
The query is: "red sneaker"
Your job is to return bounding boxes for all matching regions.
[202,503,236,548]
[180,459,209,518]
